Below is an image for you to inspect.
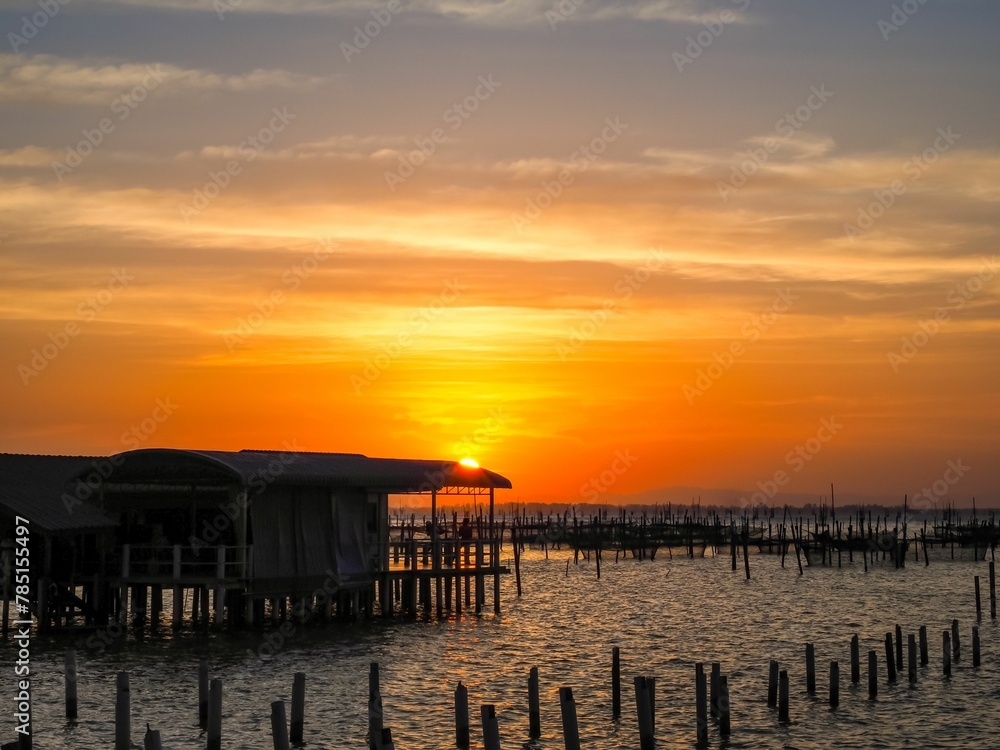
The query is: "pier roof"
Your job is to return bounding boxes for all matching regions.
[0,453,118,534]
[93,448,513,492]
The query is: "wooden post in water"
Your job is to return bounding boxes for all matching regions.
[611,647,621,718]
[454,682,470,749]
[895,624,903,670]
[290,672,305,744]
[144,725,163,750]
[952,619,961,660]
[710,662,720,718]
[559,687,582,750]
[778,669,790,723]
[884,633,897,682]
[634,676,655,750]
[991,561,997,619]
[767,659,778,707]
[973,626,981,668]
[480,705,500,750]
[208,679,223,750]
[731,526,737,571]
[115,671,130,750]
[908,633,917,684]
[270,701,290,750]
[369,663,381,750]
[64,649,78,720]
[867,651,878,700]
[719,675,731,736]
[793,528,804,575]
[528,668,541,739]
[742,528,751,579]
[695,664,708,747]
[513,527,523,597]
[850,635,860,683]
[199,657,209,729]
[919,625,928,665]
[805,644,816,694]
[943,631,951,676]
[829,661,839,708]
[975,575,982,619]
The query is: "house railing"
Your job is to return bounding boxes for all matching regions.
[385,539,501,573]
[119,544,252,582]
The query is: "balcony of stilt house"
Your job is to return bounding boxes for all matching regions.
[1,449,512,634]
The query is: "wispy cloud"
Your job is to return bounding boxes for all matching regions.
[89,0,749,24]
[0,54,326,105]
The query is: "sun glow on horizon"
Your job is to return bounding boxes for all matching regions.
[459,457,479,468]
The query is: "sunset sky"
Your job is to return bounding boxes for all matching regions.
[1,0,998,506]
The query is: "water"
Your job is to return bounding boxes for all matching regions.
[4,549,997,749]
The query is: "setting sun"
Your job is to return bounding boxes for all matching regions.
[459,458,479,469]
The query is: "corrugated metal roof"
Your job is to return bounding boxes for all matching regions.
[0,453,118,533]
[97,448,513,491]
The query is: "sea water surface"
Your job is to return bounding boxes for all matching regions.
[3,548,997,749]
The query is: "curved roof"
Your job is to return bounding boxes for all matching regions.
[92,448,513,492]
[0,453,117,533]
